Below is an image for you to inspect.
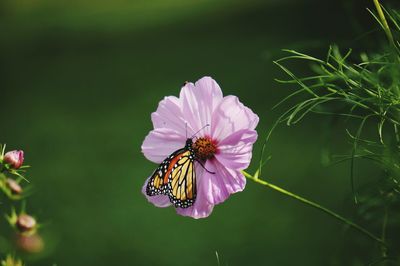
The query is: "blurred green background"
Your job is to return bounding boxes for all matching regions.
[1,0,396,265]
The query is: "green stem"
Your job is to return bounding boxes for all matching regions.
[373,0,400,99]
[394,124,400,147]
[243,171,385,245]
[381,207,388,258]
[373,0,395,48]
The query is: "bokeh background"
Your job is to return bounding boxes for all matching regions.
[1,0,398,265]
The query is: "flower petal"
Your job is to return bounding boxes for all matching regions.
[211,95,259,141]
[141,128,186,164]
[175,164,214,219]
[180,77,223,136]
[141,177,171,208]
[175,193,214,219]
[151,96,186,136]
[199,160,246,205]
[215,129,258,170]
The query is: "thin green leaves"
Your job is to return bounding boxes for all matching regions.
[270,38,400,199]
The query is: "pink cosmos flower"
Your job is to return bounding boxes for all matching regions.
[3,150,24,169]
[141,76,259,219]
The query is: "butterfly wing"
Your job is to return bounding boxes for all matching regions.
[167,150,197,208]
[145,148,186,196]
[146,147,197,208]
[146,162,169,196]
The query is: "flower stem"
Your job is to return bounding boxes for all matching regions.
[381,207,389,258]
[373,0,395,48]
[243,171,385,245]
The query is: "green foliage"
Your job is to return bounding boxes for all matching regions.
[271,4,400,264]
[1,255,23,266]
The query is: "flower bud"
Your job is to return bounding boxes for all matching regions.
[6,178,22,194]
[16,214,36,233]
[16,233,44,253]
[3,150,24,169]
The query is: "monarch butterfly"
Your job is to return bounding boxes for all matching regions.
[146,126,214,208]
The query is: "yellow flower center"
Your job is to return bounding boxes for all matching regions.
[192,137,217,161]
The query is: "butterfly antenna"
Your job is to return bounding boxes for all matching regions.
[190,124,210,139]
[185,122,188,139]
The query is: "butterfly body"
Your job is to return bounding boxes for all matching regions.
[146,138,197,208]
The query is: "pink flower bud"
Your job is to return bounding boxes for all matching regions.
[3,150,24,169]
[6,178,22,194]
[17,233,44,253]
[16,214,36,233]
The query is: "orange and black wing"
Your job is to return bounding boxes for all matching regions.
[145,148,186,196]
[167,150,197,208]
[146,165,169,196]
